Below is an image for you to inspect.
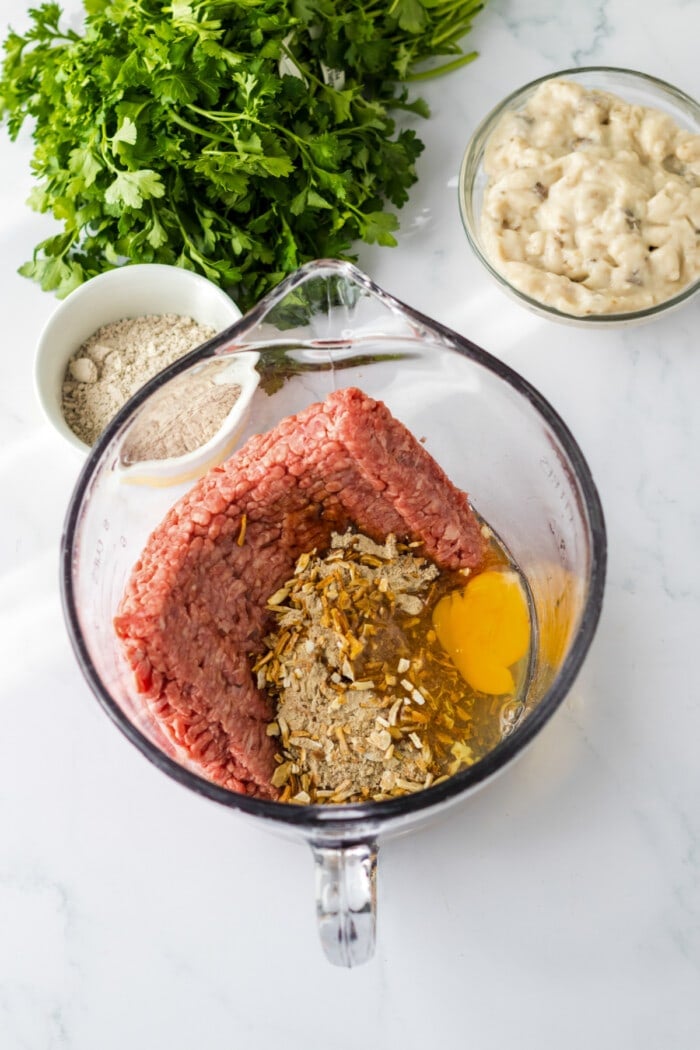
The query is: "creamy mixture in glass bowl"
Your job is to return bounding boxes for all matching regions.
[459,67,700,324]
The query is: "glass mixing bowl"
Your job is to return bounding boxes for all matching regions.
[60,260,607,966]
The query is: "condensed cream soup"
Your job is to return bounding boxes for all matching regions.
[480,78,700,315]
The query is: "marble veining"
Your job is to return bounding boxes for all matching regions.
[2,0,700,1047]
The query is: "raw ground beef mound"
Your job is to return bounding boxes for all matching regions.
[114,386,485,798]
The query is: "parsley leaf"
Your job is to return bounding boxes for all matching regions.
[104,170,166,209]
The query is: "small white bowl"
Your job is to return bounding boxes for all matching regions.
[34,263,242,454]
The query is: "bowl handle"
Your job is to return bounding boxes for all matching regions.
[311,841,378,967]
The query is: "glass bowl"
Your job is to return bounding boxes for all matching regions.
[459,66,700,326]
[60,260,607,966]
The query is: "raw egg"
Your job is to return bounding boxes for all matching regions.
[432,570,530,695]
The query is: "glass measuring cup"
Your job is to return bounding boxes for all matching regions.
[60,260,606,967]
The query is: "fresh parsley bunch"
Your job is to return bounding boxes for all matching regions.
[0,0,484,308]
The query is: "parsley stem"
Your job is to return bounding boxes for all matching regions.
[168,110,232,145]
[279,42,324,92]
[185,104,241,122]
[183,102,314,165]
[429,19,479,49]
[406,52,478,81]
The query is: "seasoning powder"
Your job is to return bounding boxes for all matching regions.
[119,364,242,464]
[256,529,481,805]
[62,313,215,447]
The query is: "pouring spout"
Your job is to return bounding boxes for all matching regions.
[215,258,432,351]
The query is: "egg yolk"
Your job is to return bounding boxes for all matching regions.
[432,570,531,695]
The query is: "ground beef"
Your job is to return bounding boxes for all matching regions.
[114,386,485,798]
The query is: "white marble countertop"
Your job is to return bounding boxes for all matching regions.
[2,1,700,1046]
